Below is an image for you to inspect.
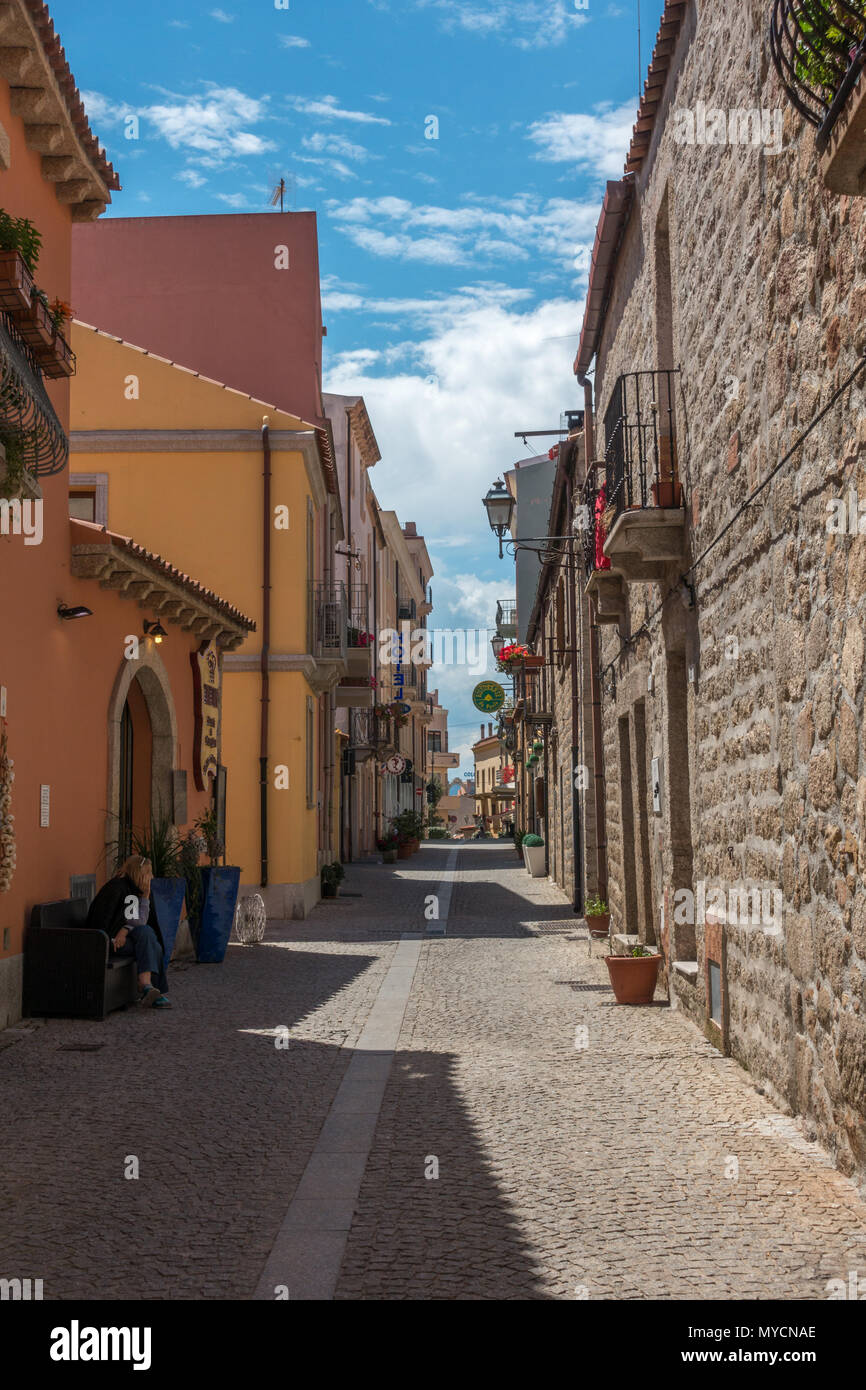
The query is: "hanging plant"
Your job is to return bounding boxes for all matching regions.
[0,729,16,893]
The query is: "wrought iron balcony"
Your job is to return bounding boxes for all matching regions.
[0,309,68,482]
[576,369,687,592]
[311,582,348,662]
[495,598,517,638]
[770,0,866,146]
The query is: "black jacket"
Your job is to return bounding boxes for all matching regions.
[86,875,160,946]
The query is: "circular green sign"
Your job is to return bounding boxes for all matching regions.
[472,680,505,714]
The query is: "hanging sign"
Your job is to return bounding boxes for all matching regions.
[472,680,505,714]
[191,639,221,790]
[384,754,406,775]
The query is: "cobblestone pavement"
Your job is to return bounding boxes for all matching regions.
[2,842,866,1300]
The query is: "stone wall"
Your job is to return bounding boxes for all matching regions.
[588,0,866,1178]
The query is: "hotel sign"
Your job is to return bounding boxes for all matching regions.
[191,640,221,790]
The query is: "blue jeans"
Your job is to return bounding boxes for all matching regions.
[115,924,167,994]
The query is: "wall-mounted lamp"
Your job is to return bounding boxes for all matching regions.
[143,619,167,645]
[57,603,93,620]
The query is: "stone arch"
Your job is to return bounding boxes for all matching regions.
[106,646,179,859]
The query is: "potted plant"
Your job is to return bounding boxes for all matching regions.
[605,944,662,1005]
[193,808,240,964]
[522,832,546,878]
[321,861,344,898]
[532,740,544,755]
[18,287,55,352]
[514,828,525,857]
[0,209,40,314]
[584,894,611,939]
[377,833,399,864]
[131,813,187,965]
[38,297,75,379]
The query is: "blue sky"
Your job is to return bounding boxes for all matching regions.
[52,0,664,767]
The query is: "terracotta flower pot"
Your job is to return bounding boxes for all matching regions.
[382,849,397,864]
[397,842,413,860]
[586,912,610,938]
[605,953,661,1005]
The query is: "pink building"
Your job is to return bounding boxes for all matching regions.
[72,212,325,425]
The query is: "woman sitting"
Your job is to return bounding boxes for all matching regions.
[86,855,171,1009]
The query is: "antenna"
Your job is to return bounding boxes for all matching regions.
[270,177,287,212]
[636,0,644,103]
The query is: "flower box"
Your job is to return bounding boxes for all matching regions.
[0,250,35,314]
[18,295,54,351]
[37,328,76,379]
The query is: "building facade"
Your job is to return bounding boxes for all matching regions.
[569,0,866,1177]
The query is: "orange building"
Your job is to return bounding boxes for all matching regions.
[0,3,252,1026]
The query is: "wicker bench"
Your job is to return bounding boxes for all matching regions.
[23,898,138,1020]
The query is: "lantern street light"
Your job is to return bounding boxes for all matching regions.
[482,478,515,558]
[491,633,505,663]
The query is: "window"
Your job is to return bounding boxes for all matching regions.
[708,961,722,1025]
[306,498,315,650]
[428,732,442,753]
[69,490,96,522]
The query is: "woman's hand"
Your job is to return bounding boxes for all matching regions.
[113,927,129,951]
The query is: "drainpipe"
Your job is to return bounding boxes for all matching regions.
[583,380,608,902]
[566,454,584,915]
[324,499,336,865]
[373,528,380,839]
[260,419,271,888]
[345,409,353,863]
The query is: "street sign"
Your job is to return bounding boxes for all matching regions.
[384,754,406,775]
[472,680,505,714]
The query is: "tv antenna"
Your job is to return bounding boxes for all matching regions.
[270,177,289,212]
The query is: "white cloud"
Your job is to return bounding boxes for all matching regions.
[83,86,276,164]
[290,95,391,126]
[326,193,598,271]
[279,35,311,48]
[215,192,252,207]
[210,8,235,21]
[416,0,588,49]
[323,288,582,720]
[528,99,637,179]
[177,168,207,188]
[302,132,373,162]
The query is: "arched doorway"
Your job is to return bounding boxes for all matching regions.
[118,675,154,857]
[107,651,179,862]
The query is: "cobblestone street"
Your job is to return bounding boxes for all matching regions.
[2,842,866,1301]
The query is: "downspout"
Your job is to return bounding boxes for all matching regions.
[324,499,336,865]
[345,408,353,863]
[583,378,608,902]
[373,525,380,839]
[566,448,584,915]
[260,418,271,888]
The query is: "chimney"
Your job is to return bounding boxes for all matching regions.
[480,724,485,739]
[403,521,417,538]
[488,722,493,738]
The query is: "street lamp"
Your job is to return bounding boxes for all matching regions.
[482,478,515,559]
[491,633,505,662]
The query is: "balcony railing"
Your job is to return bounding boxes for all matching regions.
[397,595,416,621]
[770,0,866,144]
[0,309,68,479]
[603,368,680,522]
[347,584,372,646]
[495,599,517,636]
[312,582,347,661]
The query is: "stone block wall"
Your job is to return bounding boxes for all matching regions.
[587,0,866,1178]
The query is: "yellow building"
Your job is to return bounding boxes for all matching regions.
[69,321,345,917]
[473,724,513,835]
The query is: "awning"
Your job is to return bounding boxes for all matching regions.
[0,312,68,477]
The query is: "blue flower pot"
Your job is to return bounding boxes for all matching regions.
[197,866,241,963]
[150,877,186,963]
